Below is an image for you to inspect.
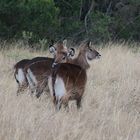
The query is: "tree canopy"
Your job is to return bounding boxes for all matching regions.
[0,0,139,44]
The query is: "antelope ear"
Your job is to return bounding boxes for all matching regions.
[68,48,75,57]
[80,39,91,48]
[89,41,92,47]
[63,39,67,48]
[85,40,91,47]
[49,45,56,54]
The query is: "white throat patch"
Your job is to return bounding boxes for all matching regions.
[86,52,93,65]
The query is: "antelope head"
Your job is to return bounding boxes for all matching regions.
[49,40,75,68]
[81,40,101,61]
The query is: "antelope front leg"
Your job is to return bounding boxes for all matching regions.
[56,98,62,111]
[76,96,82,109]
[61,95,70,111]
[36,88,43,98]
[63,102,69,112]
[16,86,21,96]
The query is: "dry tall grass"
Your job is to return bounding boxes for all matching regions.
[0,42,140,140]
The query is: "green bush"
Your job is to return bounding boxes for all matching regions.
[0,0,139,44]
[88,11,113,41]
[0,0,60,41]
[116,16,140,40]
[129,0,140,5]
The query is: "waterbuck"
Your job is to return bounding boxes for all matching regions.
[25,40,75,98]
[49,40,101,110]
[14,40,70,95]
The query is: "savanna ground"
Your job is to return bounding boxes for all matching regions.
[0,42,140,140]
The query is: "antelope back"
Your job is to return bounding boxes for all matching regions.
[55,63,87,89]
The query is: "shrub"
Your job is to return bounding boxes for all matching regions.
[88,11,113,41]
[0,0,60,42]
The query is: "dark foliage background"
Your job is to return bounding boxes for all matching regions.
[0,0,139,45]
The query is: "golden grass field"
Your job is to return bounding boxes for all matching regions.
[0,42,140,140]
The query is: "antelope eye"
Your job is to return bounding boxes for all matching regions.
[62,52,67,57]
[62,52,67,55]
[62,56,66,60]
[62,52,67,60]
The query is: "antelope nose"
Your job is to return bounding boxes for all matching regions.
[52,62,58,68]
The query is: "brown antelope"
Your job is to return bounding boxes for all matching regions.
[49,40,101,110]
[25,40,75,98]
[14,40,70,95]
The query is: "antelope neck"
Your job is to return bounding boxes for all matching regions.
[75,51,90,70]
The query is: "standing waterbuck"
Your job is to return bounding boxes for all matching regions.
[49,40,101,110]
[14,40,70,95]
